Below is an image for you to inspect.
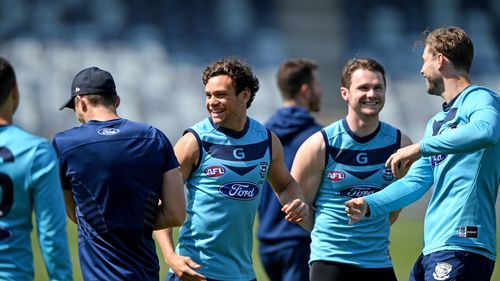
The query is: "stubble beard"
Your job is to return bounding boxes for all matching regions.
[426,76,445,97]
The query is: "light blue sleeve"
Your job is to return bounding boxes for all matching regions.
[365,157,434,217]
[420,90,500,156]
[31,142,73,281]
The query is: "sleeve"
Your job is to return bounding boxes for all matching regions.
[420,91,500,156]
[158,129,180,172]
[31,142,73,281]
[51,138,71,190]
[365,156,434,217]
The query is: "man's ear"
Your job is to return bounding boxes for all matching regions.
[75,95,87,111]
[299,84,311,100]
[241,88,251,103]
[11,84,20,113]
[340,87,349,102]
[436,53,447,69]
[114,96,121,108]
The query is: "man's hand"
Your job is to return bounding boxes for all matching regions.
[386,143,421,178]
[168,254,207,281]
[281,198,309,223]
[344,197,368,225]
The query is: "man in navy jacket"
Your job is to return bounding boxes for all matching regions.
[257,58,323,281]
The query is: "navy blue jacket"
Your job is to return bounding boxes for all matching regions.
[257,106,322,253]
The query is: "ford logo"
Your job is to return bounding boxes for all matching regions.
[97,128,120,136]
[204,165,226,177]
[219,182,259,200]
[339,185,381,198]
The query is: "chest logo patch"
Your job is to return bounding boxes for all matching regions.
[97,128,120,136]
[431,154,447,167]
[382,168,394,181]
[326,171,345,182]
[339,185,381,198]
[204,165,226,177]
[219,182,259,200]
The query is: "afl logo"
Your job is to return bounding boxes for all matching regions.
[327,171,345,182]
[339,185,381,198]
[97,128,120,136]
[204,165,226,177]
[219,182,259,200]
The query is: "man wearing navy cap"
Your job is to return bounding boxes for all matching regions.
[53,66,187,280]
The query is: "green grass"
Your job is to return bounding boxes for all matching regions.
[32,219,499,280]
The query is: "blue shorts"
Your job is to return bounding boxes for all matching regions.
[259,242,310,281]
[166,272,256,281]
[409,250,495,281]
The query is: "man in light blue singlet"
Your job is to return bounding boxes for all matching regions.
[154,57,310,281]
[0,57,73,280]
[292,57,413,281]
[345,27,499,281]
[54,66,186,281]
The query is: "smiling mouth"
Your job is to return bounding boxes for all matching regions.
[362,101,378,106]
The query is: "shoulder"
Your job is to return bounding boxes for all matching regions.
[300,130,326,153]
[190,118,212,131]
[460,85,499,107]
[321,120,344,141]
[7,126,54,158]
[379,121,401,136]
[248,117,268,132]
[11,125,48,147]
[176,130,200,152]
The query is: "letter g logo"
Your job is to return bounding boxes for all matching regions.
[356,152,368,164]
[233,148,245,159]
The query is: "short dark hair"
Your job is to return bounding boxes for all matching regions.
[0,57,16,106]
[202,57,259,108]
[421,26,474,72]
[80,94,119,108]
[277,58,318,100]
[341,58,386,89]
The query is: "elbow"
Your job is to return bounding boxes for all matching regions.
[482,132,498,147]
[65,205,77,224]
[477,122,499,147]
[153,209,186,230]
[170,211,186,227]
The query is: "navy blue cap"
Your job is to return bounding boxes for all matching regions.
[59,67,117,110]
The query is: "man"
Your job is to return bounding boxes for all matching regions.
[292,57,413,281]
[345,27,499,281]
[257,58,323,281]
[154,57,309,281]
[0,57,73,280]
[53,66,186,280]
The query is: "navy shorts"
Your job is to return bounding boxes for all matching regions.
[259,242,310,281]
[409,250,495,281]
[166,272,257,281]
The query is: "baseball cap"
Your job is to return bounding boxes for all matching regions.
[59,66,117,110]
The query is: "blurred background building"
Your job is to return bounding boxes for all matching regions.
[1,0,499,215]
